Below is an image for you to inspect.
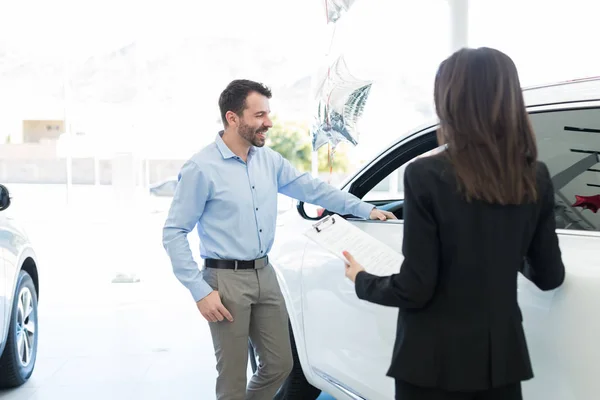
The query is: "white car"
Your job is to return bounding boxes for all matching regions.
[0,184,40,388]
[269,77,600,400]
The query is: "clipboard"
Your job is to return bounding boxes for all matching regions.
[304,214,403,276]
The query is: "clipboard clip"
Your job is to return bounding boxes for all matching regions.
[314,215,336,233]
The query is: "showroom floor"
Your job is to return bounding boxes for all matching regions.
[0,188,334,400]
[0,281,334,400]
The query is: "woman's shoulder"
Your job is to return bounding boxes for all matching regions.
[535,160,551,178]
[407,151,452,179]
[403,155,455,201]
[531,160,553,189]
[533,161,555,202]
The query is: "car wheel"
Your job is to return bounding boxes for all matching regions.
[0,270,38,388]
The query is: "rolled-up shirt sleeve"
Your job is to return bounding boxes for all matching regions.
[162,160,214,302]
[274,150,373,219]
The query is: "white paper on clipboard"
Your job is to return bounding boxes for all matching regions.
[304,215,403,276]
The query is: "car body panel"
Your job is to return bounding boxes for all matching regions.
[269,209,319,384]
[519,231,600,399]
[0,240,5,346]
[523,77,600,107]
[301,219,403,399]
[0,191,39,356]
[0,212,16,351]
[272,78,600,399]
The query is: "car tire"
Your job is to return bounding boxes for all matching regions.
[0,270,38,388]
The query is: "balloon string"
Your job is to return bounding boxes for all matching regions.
[325,0,333,184]
[325,73,332,127]
[328,143,333,184]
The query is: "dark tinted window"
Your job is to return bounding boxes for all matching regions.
[530,107,600,231]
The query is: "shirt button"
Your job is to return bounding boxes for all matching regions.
[256,208,258,211]
[252,186,255,189]
[260,229,263,233]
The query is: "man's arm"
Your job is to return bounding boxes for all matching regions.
[162,160,213,302]
[275,150,374,219]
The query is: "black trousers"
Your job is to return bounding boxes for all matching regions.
[395,380,522,400]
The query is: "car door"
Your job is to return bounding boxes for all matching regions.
[517,103,600,400]
[0,215,8,343]
[0,193,21,345]
[301,128,438,400]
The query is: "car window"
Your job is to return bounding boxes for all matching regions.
[360,107,600,232]
[530,107,600,232]
[362,164,407,202]
[361,143,444,202]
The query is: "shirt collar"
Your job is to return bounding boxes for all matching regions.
[215,131,236,159]
[215,131,257,160]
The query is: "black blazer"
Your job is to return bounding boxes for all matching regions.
[355,155,565,392]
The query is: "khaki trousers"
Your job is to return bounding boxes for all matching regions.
[203,263,293,400]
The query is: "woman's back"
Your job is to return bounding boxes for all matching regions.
[419,155,561,324]
[365,154,566,392]
[350,46,566,399]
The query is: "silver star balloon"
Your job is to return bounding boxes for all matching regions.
[323,0,359,23]
[311,55,373,152]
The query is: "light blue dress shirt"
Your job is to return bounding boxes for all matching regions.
[162,132,374,302]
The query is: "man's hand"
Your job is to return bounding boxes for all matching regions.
[196,291,233,323]
[369,208,397,221]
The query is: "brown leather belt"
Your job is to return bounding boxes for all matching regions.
[205,256,269,270]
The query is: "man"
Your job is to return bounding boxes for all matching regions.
[162,79,394,400]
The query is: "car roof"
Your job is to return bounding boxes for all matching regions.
[409,77,600,132]
[522,76,600,107]
[362,77,600,179]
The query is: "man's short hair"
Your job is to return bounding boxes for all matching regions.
[218,79,272,126]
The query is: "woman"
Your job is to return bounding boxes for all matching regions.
[343,47,565,400]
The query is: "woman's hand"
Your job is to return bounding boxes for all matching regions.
[343,251,365,282]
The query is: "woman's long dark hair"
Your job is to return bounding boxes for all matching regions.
[434,47,538,205]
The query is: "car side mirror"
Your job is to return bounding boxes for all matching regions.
[0,184,10,211]
[296,201,328,220]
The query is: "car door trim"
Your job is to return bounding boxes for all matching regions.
[313,367,367,400]
[556,229,600,238]
[347,218,404,224]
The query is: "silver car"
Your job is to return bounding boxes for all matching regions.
[0,184,40,387]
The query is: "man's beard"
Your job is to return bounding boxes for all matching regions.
[239,121,268,147]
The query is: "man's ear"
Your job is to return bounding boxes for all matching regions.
[225,111,238,127]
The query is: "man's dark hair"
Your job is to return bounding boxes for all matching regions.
[218,79,272,126]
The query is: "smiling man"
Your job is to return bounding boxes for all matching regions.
[162,79,394,400]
